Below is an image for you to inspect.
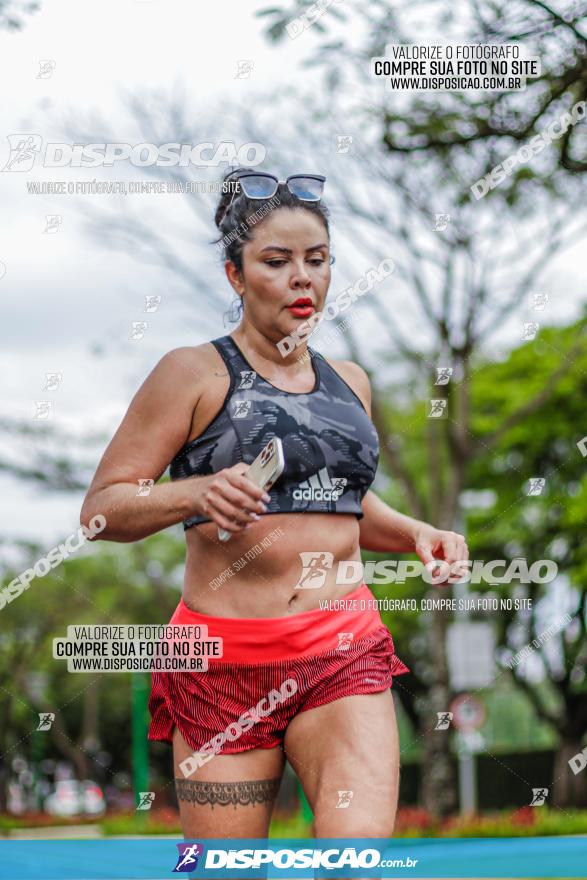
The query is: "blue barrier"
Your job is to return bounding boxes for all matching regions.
[0,836,584,879]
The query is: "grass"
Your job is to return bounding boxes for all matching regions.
[0,812,102,831]
[3,805,587,839]
[100,809,314,837]
[395,805,587,838]
[269,813,312,838]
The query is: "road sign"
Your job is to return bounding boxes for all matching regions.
[450,694,486,732]
[447,621,495,689]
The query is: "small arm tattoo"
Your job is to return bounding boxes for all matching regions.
[175,777,281,809]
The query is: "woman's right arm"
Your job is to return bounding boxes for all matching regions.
[79,347,267,542]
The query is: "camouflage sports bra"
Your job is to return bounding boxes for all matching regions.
[169,334,380,529]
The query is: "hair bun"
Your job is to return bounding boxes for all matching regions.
[214,166,254,229]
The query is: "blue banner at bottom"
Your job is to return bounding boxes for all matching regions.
[0,836,585,879]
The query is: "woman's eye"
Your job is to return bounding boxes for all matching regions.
[265,257,326,267]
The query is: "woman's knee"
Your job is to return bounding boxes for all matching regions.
[312,786,397,837]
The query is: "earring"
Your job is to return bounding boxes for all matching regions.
[225,296,242,325]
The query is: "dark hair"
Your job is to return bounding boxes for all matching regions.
[214,167,331,270]
[213,168,332,325]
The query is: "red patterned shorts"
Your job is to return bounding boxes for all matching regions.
[148,582,409,768]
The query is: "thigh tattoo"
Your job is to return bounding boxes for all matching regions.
[175,778,281,809]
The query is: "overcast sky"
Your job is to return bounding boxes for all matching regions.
[0,0,318,545]
[1,0,585,549]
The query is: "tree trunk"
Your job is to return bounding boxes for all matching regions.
[419,381,460,818]
[0,693,11,811]
[420,605,457,816]
[552,738,587,808]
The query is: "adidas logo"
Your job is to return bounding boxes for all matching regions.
[292,467,347,502]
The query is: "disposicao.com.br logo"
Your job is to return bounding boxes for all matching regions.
[173,844,417,872]
[1,135,266,171]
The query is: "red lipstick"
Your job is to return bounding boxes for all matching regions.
[287,297,314,318]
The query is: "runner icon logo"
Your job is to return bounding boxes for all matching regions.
[295,551,334,590]
[435,711,453,730]
[336,632,354,651]
[232,399,252,419]
[173,843,204,873]
[336,790,353,809]
[37,713,55,731]
[530,788,548,806]
[238,370,256,389]
[136,792,155,811]
[293,467,347,502]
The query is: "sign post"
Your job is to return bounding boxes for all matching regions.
[450,694,486,816]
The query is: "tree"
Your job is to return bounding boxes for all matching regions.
[0,0,40,30]
[0,529,185,810]
[251,0,587,812]
[257,0,587,181]
[465,317,587,807]
[52,43,587,812]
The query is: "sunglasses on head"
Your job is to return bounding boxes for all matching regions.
[221,171,326,221]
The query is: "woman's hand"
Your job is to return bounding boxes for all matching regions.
[412,523,469,580]
[196,464,270,535]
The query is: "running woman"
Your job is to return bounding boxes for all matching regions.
[80,168,468,839]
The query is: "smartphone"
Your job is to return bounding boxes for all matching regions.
[217,437,285,542]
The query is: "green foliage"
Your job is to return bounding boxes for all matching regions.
[438,807,587,838]
[369,316,587,749]
[0,531,185,780]
[101,810,180,837]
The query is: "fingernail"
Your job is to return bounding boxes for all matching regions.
[251,513,261,521]
[262,493,270,503]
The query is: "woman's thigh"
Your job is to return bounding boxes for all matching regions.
[283,690,400,837]
[172,727,286,838]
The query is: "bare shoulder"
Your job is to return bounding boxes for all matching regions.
[83,342,225,495]
[150,342,224,390]
[321,357,372,414]
[129,342,225,427]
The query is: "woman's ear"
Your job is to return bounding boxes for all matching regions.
[225,260,245,296]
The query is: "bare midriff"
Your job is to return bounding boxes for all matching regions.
[182,511,363,618]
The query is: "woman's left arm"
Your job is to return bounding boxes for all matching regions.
[359,490,468,569]
[336,359,468,568]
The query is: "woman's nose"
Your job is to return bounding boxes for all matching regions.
[290,262,312,287]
